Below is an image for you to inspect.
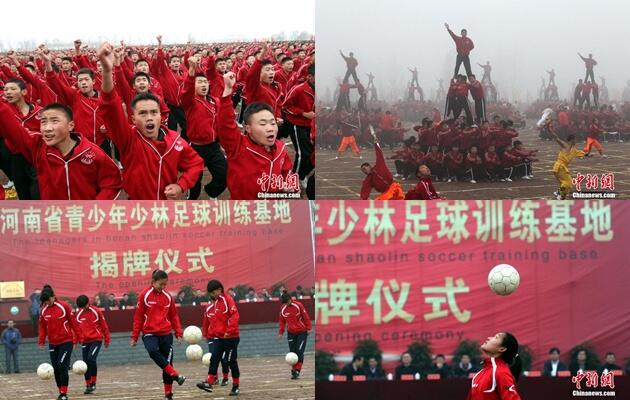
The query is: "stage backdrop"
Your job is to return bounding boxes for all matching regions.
[0,200,314,297]
[314,200,630,369]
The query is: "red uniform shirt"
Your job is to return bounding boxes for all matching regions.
[0,101,122,200]
[39,300,82,346]
[445,150,464,170]
[282,81,315,127]
[467,358,521,400]
[114,66,170,124]
[361,143,394,199]
[216,95,294,199]
[131,287,182,342]
[99,91,204,199]
[180,75,219,145]
[278,301,312,335]
[244,59,283,117]
[202,294,240,339]
[76,305,111,346]
[154,49,187,106]
[448,29,475,56]
[455,81,469,97]
[405,177,439,200]
[469,81,484,100]
[425,151,445,166]
[484,150,501,168]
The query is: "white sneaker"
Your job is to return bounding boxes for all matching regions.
[394,173,401,178]
[500,179,506,182]
[602,154,608,158]
[505,178,512,182]
[529,174,534,178]
[523,176,531,180]
[2,181,14,189]
[300,179,308,189]
[335,156,339,159]
[447,178,452,183]
[359,155,363,159]
[470,180,476,184]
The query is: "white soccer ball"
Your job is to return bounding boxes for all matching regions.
[202,352,212,366]
[488,264,520,296]
[37,363,54,380]
[72,360,88,375]
[183,325,203,344]
[285,352,299,366]
[186,344,204,361]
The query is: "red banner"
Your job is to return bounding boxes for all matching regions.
[0,200,314,297]
[314,200,630,369]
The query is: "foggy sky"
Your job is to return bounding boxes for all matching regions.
[1,0,314,49]
[316,0,630,104]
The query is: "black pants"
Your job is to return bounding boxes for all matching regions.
[31,314,39,336]
[10,153,39,199]
[82,341,102,383]
[306,174,315,200]
[99,139,113,160]
[167,104,188,141]
[473,98,486,123]
[189,142,227,199]
[454,54,472,77]
[207,339,229,375]
[453,96,473,125]
[142,334,175,384]
[49,341,73,389]
[237,99,248,125]
[5,348,18,373]
[380,130,395,151]
[0,138,13,181]
[287,332,308,370]
[343,68,360,84]
[585,68,595,84]
[208,337,240,379]
[288,124,314,180]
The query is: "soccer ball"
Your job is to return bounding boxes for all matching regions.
[285,352,299,366]
[186,344,203,361]
[202,352,212,366]
[183,325,203,344]
[72,360,88,375]
[37,363,54,380]
[488,264,520,296]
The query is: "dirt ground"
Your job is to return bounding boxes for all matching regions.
[0,353,314,400]
[316,121,630,199]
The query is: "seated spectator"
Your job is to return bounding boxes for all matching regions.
[175,291,187,305]
[105,293,118,310]
[365,357,385,380]
[570,349,596,375]
[543,347,568,377]
[260,288,272,301]
[429,354,451,378]
[340,355,366,380]
[599,352,622,374]
[192,289,209,305]
[93,295,102,308]
[295,285,305,299]
[119,293,131,309]
[395,353,420,380]
[452,354,478,377]
[245,287,259,302]
[228,288,240,301]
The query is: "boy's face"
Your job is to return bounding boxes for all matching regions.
[77,73,94,95]
[282,60,294,73]
[261,64,275,84]
[195,76,209,97]
[136,61,150,74]
[245,109,278,147]
[246,55,255,67]
[169,57,181,71]
[131,53,139,62]
[361,164,372,175]
[61,59,72,71]
[132,99,161,137]
[226,59,234,70]
[217,60,227,74]
[40,109,74,147]
[134,76,150,93]
[3,82,26,104]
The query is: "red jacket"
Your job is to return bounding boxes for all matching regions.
[216,95,295,199]
[278,301,312,335]
[131,287,182,342]
[405,177,439,200]
[46,70,106,145]
[282,81,314,127]
[99,91,203,199]
[502,149,522,167]
[455,81,469,97]
[180,74,219,145]
[493,128,518,148]
[202,294,240,339]
[274,68,294,95]
[39,300,82,346]
[154,48,187,106]
[114,66,170,124]
[484,150,501,168]
[469,81,484,100]
[466,153,483,169]
[424,151,445,166]
[361,143,394,199]
[445,150,464,170]
[76,305,110,346]
[448,29,475,56]
[0,101,122,200]
[588,123,604,139]
[467,357,521,400]
[244,59,283,117]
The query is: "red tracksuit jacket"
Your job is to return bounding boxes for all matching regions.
[131,287,183,342]
[278,301,312,335]
[405,177,440,200]
[98,91,203,199]
[202,294,240,339]
[46,71,106,146]
[114,66,170,124]
[154,48,187,106]
[244,58,283,117]
[76,305,111,346]
[39,300,82,346]
[180,74,219,145]
[448,29,475,56]
[282,81,314,127]
[467,358,521,400]
[216,95,294,199]
[0,101,122,200]
[360,143,394,199]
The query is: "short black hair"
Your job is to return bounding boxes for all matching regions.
[567,134,576,142]
[6,78,26,91]
[360,162,371,168]
[605,352,615,357]
[215,57,227,64]
[243,102,274,125]
[76,295,89,308]
[549,347,560,354]
[207,280,224,293]
[131,92,160,109]
[307,63,315,76]
[261,59,274,67]
[42,103,73,121]
[280,293,291,304]
[513,140,522,147]
[281,56,293,64]
[435,354,445,359]
[132,72,151,84]
[61,57,73,63]
[168,55,180,62]
[77,68,95,80]
[40,286,55,302]
[135,58,149,66]
[151,269,168,281]
[352,355,364,362]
